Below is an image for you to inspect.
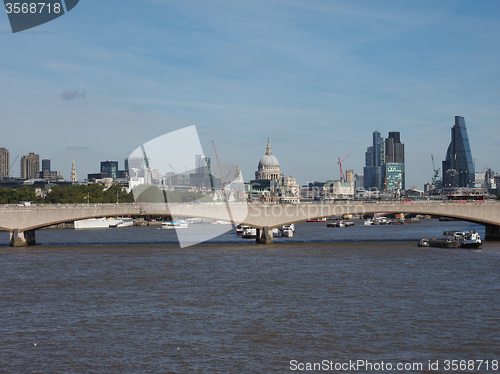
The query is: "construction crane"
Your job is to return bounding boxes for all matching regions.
[431,154,441,186]
[338,153,351,182]
[211,140,231,190]
[9,154,20,177]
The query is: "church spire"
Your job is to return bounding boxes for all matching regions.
[266,138,272,155]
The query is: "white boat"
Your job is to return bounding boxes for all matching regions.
[279,224,295,237]
[74,217,133,229]
[373,217,389,225]
[162,220,188,229]
[242,227,257,239]
[210,220,232,225]
[327,220,354,227]
[364,219,374,226]
[446,230,482,249]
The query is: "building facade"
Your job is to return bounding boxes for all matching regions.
[442,116,475,188]
[101,161,119,178]
[40,158,58,182]
[70,158,77,182]
[20,153,40,179]
[0,148,9,177]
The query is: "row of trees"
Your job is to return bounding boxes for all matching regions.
[0,184,135,204]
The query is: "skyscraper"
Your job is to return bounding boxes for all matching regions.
[364,131,405,191]
[41,159,50,175]
[364,131,385,190]
[385,132,404,163]
[0,148,9,177]
[442,116,475,188]
[383,131,405,190]
[20,153,40,179]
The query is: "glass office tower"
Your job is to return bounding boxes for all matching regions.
[442,116,475,187]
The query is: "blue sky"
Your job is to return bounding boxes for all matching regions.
[1,0,499,188]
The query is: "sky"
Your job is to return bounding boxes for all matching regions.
[1,0,499,188]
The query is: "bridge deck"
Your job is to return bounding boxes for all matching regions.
[1,201,499,245]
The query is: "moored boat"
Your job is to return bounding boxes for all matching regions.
[162,220,188,229]
[418,230,482,249]
[242,226,257,239]
[327,220,354,227]
[307,218,327,222]
[74,217,133,229]
[280,224,295,237]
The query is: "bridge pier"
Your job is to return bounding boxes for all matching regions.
[256,226,273,244]
[485,224,500,241]
[9,229,36,247]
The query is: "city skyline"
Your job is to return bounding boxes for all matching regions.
[1,1,499,187]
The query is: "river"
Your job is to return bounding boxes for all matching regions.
[1,219,499,373]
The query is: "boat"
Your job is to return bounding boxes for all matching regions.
[451,230,482,249]
[364,219,374,226]
[388,218,405,225]
[242,227,257,239]
[418,230,481,249]
[327,220,354,227]
[406,217,420,223]
[307,218,327,222]
[210,220,232,225]
[162,220,188,229]
[236,224,244,235]
[109,217,134,228]
[373,217,389,225]
[74,217,133,229]
[280,224,295,237]
[418,237,459,248]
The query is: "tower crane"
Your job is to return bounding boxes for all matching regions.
[9,154,20,177]
[431,154,441,186]
[338,153,351,182]
[211,140,231,190]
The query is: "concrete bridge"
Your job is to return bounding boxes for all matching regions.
[0,201,499,246]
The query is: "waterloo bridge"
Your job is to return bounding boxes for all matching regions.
[0,201,499,246]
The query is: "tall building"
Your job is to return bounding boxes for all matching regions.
[373,131,385,167]
[364,131,385,190]
[364,131,405,191]
[383,131,405,190]
[385,132,404,163]
[40,158,58,182]
[70,158,77,182]
[20,153,39,179]
[41,159,50,175]
[101,161,119,178]
[442,116,475,188]
[0,148,9,177]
